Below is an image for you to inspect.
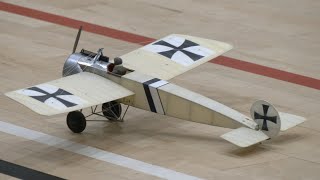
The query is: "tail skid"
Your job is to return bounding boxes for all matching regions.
[221,100,306,147]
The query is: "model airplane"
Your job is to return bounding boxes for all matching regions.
[5,27,306,147]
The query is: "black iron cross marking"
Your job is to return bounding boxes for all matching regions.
[27,87,77,108]
[153,39,204,61]
[254,104,277,131]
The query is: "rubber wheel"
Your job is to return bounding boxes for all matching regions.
[102,101,122,121]
[66,111,86,133]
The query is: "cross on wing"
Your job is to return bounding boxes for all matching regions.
[27,86,78,108]
[122,34,233,80]
[5,72,134,116]
[153,39,205,61]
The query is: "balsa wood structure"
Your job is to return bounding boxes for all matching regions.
[5,28,306,147]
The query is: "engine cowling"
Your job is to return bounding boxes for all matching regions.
[62,53,84,77]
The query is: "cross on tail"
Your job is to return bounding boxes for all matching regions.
[254,104,277,131]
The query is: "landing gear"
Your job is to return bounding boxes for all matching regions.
[66,102,129,133]
[67,111,86,133]
[102,101,122,121]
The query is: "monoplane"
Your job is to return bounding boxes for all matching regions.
[5,27,306,147]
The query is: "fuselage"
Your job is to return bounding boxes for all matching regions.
[63,51,258,130]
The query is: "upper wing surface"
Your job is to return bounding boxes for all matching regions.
[5,72,134,116]
[121,34,232,80]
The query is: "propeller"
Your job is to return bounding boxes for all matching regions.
[72,26,82,53]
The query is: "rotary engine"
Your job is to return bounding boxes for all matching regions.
[62,49,110,77]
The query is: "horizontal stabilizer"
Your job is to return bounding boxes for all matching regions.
[279,112,306,131]
[221,127,269,147]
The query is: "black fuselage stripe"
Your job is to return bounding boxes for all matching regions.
[0,159,65,180]
[143,78,160,113]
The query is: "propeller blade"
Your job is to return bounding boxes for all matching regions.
[72,26,82,53]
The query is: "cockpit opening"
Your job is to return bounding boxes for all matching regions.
[76,48,133,77]
[80,49,109,63]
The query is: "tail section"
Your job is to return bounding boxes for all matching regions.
[221,100,306,147]
[221,127,269,147]
[279,112,306,131]
[250,100,281,138]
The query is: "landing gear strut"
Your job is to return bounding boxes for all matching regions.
[66,101,129,133]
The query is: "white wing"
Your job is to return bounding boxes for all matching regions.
[121,34,232,80]
[5,72,134,116]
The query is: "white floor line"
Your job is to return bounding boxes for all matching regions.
[0,121,203,180]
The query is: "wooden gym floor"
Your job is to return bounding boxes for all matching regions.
[0,1,319,179]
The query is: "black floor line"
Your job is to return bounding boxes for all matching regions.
[0,159,65,180]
